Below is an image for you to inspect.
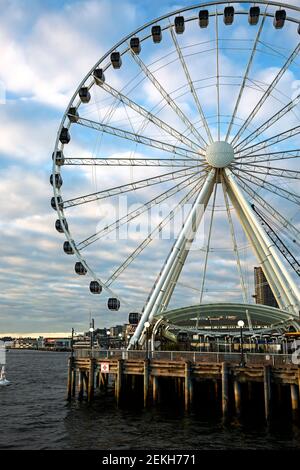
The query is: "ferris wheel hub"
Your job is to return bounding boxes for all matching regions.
[205,141,235,168]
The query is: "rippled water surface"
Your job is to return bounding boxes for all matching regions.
[1,350,300,450]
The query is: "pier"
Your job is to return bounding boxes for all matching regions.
[67,350,300,422]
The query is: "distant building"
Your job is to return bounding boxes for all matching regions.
[109,325,123,337]
[44,338,72,350]
[37,336,44,349]
[254,267,278,308]
[13,337,38,349]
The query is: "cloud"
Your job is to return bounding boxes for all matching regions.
[0,0,137,108]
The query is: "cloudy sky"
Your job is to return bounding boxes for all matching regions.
[1,0,300,335]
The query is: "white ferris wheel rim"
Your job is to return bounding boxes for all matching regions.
[51,1,300,332]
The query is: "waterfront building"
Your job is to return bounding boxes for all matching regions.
[254,267,279,308]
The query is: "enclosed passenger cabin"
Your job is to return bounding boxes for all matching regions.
[177,331,189,342]
[59,127,70,144]
[75,262,87,275]
[51,196,63,210]
[274,10,286,29]
[55,218,68,233]
[224,6,234,25]
[52,150,65,166]
[174,16,185,34]
[90,281,102,294]
[151,25,162,43]
[130,37,141,54]
[198,10,209,28]
[79,87,91,103]
[50,173,63,189]
[68,107,79,123]
[93,68,105,85]
[248,6,260,25]
[108,298,120,311]
[63,241,74,255]
[128,312,141,325]
[111,52,122,69]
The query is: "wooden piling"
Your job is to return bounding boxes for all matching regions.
[72,367,76,397]
[67,357,73,401]
[153,375,159,404]
[87,359,95,403]
[234,380,242,417]
[116,359,123,406]
[214,380,219,402]
[184,361,191,411]
[78,370,84,401]
[264,365,272,422]
[221,362,229,419]
[144,359,150,407]
[83,371,89,396]
[290,384,299,417]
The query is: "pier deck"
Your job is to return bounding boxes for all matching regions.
[67,350,300,422]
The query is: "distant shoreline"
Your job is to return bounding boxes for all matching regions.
[7,348,70,353]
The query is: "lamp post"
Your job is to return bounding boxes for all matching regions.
[89,324,94,358]
[71,327,74,360]
[237,320,245,366]
[144,321,150,359]
[89,318,94,348]
[106,330,111,349]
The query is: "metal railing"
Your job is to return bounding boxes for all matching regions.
[74,349,294,366]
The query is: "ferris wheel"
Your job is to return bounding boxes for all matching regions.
[51,1,300,348]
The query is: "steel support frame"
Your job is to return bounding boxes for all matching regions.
[225,183,289,311]
[128,169,216,348]
[225,169,300,316]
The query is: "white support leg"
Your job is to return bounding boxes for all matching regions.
[128,169,216,349]
[225,169,300,315]
[226,184,289,311]
[159,248,189,314]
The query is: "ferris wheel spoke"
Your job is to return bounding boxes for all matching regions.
[215,9,221,141]
[105,178,202,286]
[233,149,300,164]
[129,49,207,149]
[221,175,248,303]
[77,173,201,249]
[63,166,202,208]
[235,91,300,152]
[231,42,300,147]
[98,81,200,151]
[225,10,267,142]
[233,176,300,246]
[235,125,300,158]
[196,179,217,328]
[233,163,300,180]
[169,25,212,144]
[63,157,201,167]
[76,116,201,159]
[233,169,300,205]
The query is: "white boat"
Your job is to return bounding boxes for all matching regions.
[0,365,10,386]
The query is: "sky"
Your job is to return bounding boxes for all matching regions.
[0,0,300,335]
